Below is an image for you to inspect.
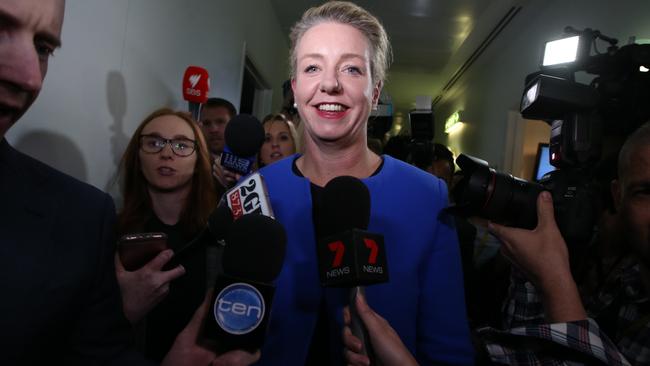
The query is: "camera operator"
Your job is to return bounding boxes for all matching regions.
[343,122,650,365]
[479,122,650,365]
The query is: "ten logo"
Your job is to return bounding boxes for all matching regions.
[214,283,265,335]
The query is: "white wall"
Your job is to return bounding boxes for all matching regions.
[7,0,289,197]
[434,0,650,171]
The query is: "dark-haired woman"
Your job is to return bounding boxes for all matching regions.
[115,108,217,362]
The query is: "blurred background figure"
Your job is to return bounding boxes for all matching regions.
[259,113,298,167]
[367,137,383,155]
[280,79,301,128]
[198,97,237,199]
[115,108,217,362]
[410,142,455,187]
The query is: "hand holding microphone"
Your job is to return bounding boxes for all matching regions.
[213,159,242,189]
[342,292,417,366]
[316,176,389,363]
[162,290,261,366]
[203,213,287,353]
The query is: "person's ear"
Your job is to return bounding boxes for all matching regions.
[371,81,382,109]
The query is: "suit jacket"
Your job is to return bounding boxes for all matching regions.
[0,139,147,365]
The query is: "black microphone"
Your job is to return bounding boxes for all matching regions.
[164,205,233,270]
[203,213,287,352]
[316,176,389,363]
[220,114,265,175]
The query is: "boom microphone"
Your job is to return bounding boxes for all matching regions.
[203,213,287,352]
[220,114,265,175]
[316,176,389,363]
[182,66,210,121]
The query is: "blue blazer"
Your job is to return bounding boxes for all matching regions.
[0,139,147,365]
[256,155,474,365]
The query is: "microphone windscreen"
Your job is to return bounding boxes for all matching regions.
[223,214,287,283]
[207,204,234,241]
[182,66,210,103]
[224,114,265,157]
[321,176,371,235]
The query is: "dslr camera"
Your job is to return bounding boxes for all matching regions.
[451,26,650,247]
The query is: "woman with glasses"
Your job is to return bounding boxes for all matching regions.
[115,108,216,362]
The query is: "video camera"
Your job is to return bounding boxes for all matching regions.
[451,26,650,248]
[405,110,436,165]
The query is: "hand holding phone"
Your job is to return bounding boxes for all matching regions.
[117,232,168,271]
[115,233,186,324]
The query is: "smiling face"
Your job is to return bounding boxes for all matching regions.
[0,0,64,137]
[260,120,296,166]
[292,22,380,148]
[139,115,197,193]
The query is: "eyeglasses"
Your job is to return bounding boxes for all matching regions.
[139,134,197,157]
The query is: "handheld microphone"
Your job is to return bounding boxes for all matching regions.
[225,172,274,220]
[182,66,210,121]
[163,205,234,270]
[203,213,287,352]
[316,176,389,363]
[220,114,265,175]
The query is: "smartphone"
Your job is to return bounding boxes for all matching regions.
[117,232,168,271]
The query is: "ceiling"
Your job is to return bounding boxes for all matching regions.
[269,0,513,114]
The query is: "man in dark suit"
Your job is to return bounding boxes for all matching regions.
[0,1,257,365]
[0,1,137,363]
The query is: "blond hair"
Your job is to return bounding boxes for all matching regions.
[289,1,392,86]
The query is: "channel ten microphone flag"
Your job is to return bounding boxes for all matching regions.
[316,176,389,363]
[203,213,287,352]
[182,66,210,121]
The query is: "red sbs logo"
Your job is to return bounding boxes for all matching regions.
[182,66,209,103]
[328,241,345,267]
[363,238,378,264]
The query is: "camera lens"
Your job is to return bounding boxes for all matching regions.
[452,154,543,229]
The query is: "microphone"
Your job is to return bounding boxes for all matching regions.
[225,172,274,219]
[182,66,210,121]
[316,176,389,363]
[220,114,265,175]
[163,205,233,270]
[203,213,287,352]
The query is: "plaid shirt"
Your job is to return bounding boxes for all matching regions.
[478,259,649,365]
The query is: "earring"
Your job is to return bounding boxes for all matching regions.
[293,102,298,108]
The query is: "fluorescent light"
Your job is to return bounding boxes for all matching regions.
[445,111,461,134]
[446,122,464,135]
[543,36,580,66]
